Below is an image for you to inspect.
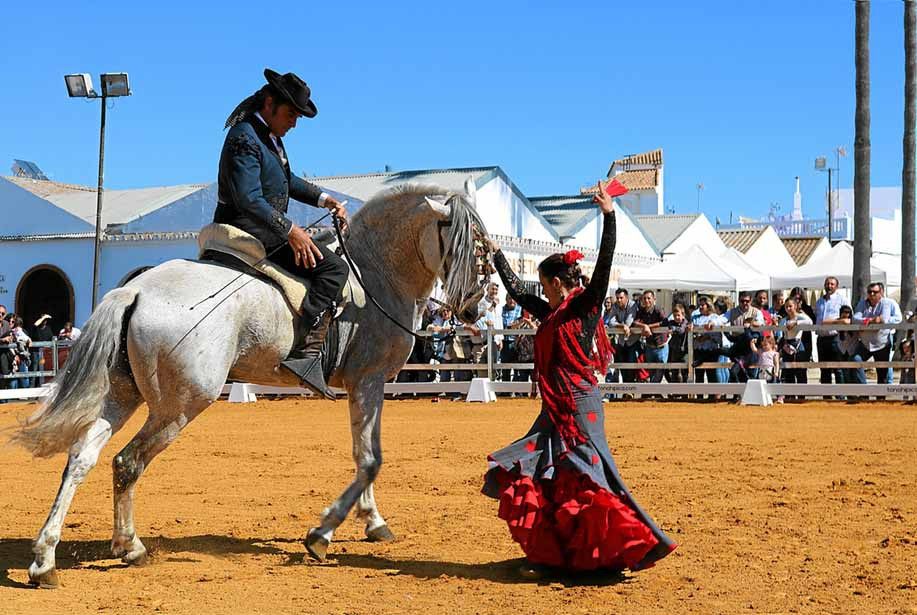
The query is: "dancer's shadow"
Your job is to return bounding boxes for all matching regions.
[0,534,298,589]
[331,553,631,587]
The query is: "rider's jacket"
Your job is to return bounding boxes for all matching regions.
[214,114,323,250]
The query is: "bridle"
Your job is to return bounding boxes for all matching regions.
[333,195,494,339]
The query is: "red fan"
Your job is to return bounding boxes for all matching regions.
[604,178,629,197]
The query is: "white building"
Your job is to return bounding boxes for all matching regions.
[580,148,665,216]
[1,163,662,335]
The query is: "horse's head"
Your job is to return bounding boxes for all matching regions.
[351,180,491,324]
[419,179,490,324]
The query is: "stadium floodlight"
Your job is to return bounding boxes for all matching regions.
[63,71,132,310]
[101,73,131,97]
[64,73,97,98]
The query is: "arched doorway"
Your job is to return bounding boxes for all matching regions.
[15,265,75,337]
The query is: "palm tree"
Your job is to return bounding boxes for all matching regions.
[853,0,871,306]
[903,0,916,311]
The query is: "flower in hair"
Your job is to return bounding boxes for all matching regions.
[563,250,584,266]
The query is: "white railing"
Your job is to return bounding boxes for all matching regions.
[5,324,915,402]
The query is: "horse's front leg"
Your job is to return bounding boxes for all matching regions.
[306,377,385,560]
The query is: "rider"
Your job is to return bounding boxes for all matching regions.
[215,68,348,398]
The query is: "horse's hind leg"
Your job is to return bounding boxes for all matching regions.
[29,390,140,588]
[110,402,210,565]
[306,377,385,560]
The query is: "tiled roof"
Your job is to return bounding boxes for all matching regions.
[581,168,658,194]
[717,227,767,253]
[611,148,663,170]
[781,236,828,266]
[635,214,701,251]
[311,167,498,202]
[4,176,210,227]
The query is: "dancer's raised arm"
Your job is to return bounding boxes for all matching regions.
[486,241,551,321]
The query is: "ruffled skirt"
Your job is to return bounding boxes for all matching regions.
[482,388,676,571]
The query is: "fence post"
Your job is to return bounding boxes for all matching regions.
[687,329,695,383]
[486,325,494,382]
[912,324,917,401]
[52,337,59,378]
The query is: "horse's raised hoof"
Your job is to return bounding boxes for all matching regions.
[305,529,329,561]
[28,568,61,589]
[365,524,396,543]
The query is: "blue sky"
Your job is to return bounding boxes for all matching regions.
[1,1,912,224]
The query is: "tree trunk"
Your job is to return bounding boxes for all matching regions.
[853,0,871,306]
[903,0,916,311]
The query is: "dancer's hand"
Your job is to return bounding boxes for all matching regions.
[592,181,615,214]
[288,224,324,268]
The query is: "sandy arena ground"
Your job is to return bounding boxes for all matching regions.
[0,396,915,615]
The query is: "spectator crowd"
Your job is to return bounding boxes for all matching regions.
[0,307,80,394]
[397,276,915,402]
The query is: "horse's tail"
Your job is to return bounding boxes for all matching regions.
[12,286,139,458]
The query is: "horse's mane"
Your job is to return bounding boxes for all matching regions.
[357,183,487,306]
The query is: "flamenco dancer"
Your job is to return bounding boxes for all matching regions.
[481,181,676,579]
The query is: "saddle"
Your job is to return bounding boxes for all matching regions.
[197,223,365,317]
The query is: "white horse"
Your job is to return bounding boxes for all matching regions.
[13,181,487,588]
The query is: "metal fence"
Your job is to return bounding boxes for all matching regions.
[389,322,917,399]
[0,340,73,401]
[4,324,916,402]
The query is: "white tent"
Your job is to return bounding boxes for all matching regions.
[618,244,768,291]
[770,241,887,289]
[719,248,771,290]
[870,252,902,288]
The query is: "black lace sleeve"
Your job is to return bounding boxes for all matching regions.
[570,211,616,316]
[493,250,551,320]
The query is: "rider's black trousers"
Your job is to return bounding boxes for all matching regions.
[269,242,348,322]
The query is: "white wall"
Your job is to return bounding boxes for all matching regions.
[99,240,200,296]
[871,211,902,255]
[0,239,94,326]
[475,178,556,242]
[0,237,200,330]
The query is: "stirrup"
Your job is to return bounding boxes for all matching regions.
[282,356,336,400]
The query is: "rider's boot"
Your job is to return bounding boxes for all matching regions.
[281,308,335,400]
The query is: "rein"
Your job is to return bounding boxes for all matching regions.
[332,215,427,341]
[331,195,495,340]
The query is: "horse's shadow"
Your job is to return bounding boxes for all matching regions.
[0,534,297,589]
[0,534,629,589]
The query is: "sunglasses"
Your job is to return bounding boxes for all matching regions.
[868,289,881,295]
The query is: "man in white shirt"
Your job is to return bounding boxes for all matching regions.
[814,276,848,387]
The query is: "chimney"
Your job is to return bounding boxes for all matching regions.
[792,176,803,221]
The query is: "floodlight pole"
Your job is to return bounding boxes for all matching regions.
[91,93,107,310]
[827,167,833,243]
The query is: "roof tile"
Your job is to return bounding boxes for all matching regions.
[717,228,767,253]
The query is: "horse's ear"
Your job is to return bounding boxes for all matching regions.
[464,177,477,205]
[424,196,451,219]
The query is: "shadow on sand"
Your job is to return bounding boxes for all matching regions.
[0,534,629,589]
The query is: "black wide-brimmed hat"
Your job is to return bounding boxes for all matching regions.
[264,68,317,118]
